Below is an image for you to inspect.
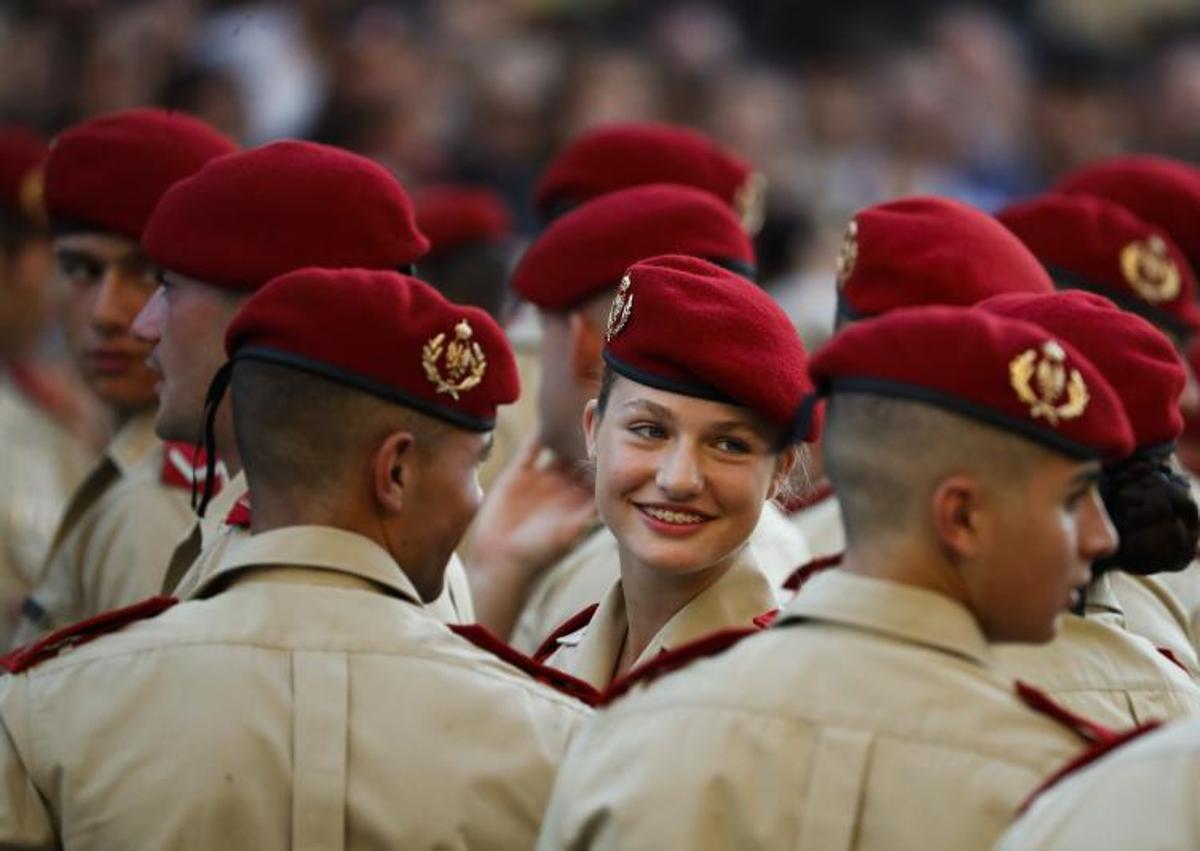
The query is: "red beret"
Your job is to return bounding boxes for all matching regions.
[810,305,1134,460]
[44,108,236,240]
[996,193,1200,338]
[1055,155,1200,275]
[512,183,755,312]
[534,122,764,231]
[0,125,48,223]
[144,140,429,291]
[226,267,518,431]
[413,185,513,257]
[836,196,1053,321]
[602,254,815,437]
[981,291,1185,451]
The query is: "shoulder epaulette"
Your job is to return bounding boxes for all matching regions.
[782,552,843,592]
[161,442,226,493]
[225,493,252,528]
[449,623,600,706]
[1015,679,1117,745]
[0,596,179,674]
[531,603,599,663]
[1157,646,1188,673]
[1016,720,1162,815]
[602,625,764,705]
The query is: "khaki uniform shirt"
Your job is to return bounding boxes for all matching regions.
[11,413,196,646]
[538,570,1093,851]
[787,491,845,560]
[1089,571,1200,678]
[996,717,1200,850]
[993,606,1200,729]
[0,372,91,648]
[511,502,808,654]
[0,525,589,850]
[163,472,475,623]
[541,550,777,688]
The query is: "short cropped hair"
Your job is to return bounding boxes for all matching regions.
[824,393,1051,544]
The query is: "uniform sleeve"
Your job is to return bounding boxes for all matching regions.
[0,676,56,849]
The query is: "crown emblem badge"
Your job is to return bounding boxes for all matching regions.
[1009,340,1089,426]
[1120,235,1181,303]
[735,171,768,235]
[835,219,859,287]
[422,319,487,400]
[606,274,634,341]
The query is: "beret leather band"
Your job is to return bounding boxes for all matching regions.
[603,350,733,407]
[1046,264,1194,340]
[232,345,498,433]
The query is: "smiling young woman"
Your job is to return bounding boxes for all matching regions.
[535,255,817,688]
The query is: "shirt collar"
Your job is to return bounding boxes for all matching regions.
[779,569,992,667]
[194,525,423,603]
[106,411,160,474]
[1082,573,1124,621]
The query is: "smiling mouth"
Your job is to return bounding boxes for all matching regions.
[637,505,712,525]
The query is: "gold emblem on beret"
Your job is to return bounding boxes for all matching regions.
[423,319,487,400]
[835,219,859,288]
[606,273,634,341]
[735,171,767,235]
[1009,340,1089,426]
[1120,235,1180,303]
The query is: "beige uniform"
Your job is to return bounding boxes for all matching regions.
[1089,571,1200,678]
[541,550,777,688]
[11,413,196,646]
[538,570,1094,851]
[0,525,589,850]
[0,371,92,648]
[786,490,845,560]
[163,472,476,623]
[993,606,1200,728]
[996,717,1200,850]
[511,502,808,653]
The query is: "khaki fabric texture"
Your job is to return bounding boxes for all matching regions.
[0,526,588,850]
[538,570,1091,851]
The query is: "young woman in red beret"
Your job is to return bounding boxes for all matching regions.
[535,254,814,689]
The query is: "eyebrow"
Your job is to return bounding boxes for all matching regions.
[620,399,676,421]
[1070,465,1103,489]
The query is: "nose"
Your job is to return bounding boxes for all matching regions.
[131,285,166,345]
[90,268,131,335]
[1080,487,1119,562]
[655,439,704,500]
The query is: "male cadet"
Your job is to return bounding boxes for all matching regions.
[787,196,1057,563]
[533,121,767,233]
[131,140,473,621]
[981,291,1200,726]
[997,191,1200,675]
[465,183,808,651]
[12,109,237,645]
[539,306,1132,851]
[0,127,92,646]
[0,267,589,850]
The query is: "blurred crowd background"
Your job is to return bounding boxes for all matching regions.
[5,0,1200,333]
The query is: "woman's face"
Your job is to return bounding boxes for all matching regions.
[584,375,794,577]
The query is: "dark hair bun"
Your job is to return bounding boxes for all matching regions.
[1095,453,1200,576]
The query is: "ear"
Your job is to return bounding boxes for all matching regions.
[767,446,801,501]
[931,474,984,560]
[582,398,601,461]
[568,311,605,384]
[371,430,416,516]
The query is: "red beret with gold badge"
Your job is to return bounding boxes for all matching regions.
[513,183,755,312]
[225,267,518,430]
[0,125,48,223]
[997,193,1200,338]
[981,290,1185,452]
[1055,154,1200,275]
[44,108,236,240]
[601,254,815,438]
[809,305,1134,460]
[534,123,765,232]
[835,196,1054,321]
[414,185,513,258]
[144,140,429,292]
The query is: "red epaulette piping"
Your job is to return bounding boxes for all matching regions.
[1015,679,1117,745]
[778,482,835,516]
[449,623,601,706]
[225,493,252,528]
[531,603,599,663]
[161,442,226,493]
[0,596,179,674]
[783,552,844,592]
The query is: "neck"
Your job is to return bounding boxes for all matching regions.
[614,549,735,679]
[838,535,970,608]
[214,396,242,476]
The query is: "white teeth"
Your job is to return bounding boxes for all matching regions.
[643,506,705,524]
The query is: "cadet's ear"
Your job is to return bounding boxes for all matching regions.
[567,311,604,384]
[582,398,601,461]
[931,475,984,561]
[372,430,416,515]
[767,446,801,501]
